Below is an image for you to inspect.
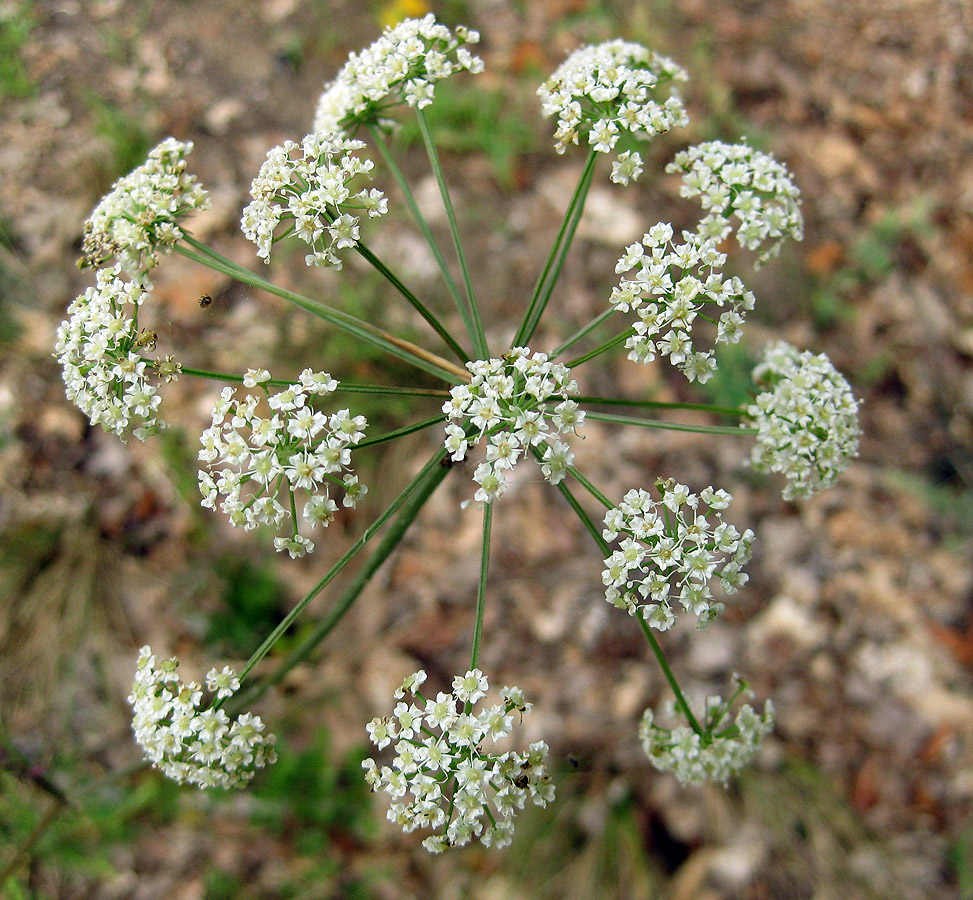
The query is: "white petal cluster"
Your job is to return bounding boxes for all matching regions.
[666,140,803,264]
[363,669,554,852]
[312,14,483,134]
[640,694,774,785]
[197,370,367,558]
[129,646,277,789]
[81,138,209,277]
[745,341,860,500]
[611,223,755,383]
[55,266,178,440]
[602,483,754,631]
[537,40,689,176]
[443,348,584,502]
[241,132,387,269]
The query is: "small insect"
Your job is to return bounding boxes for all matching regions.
[198,294,213,308]
[513,773,530,789]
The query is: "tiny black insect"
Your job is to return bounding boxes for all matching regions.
[198,294,213,308]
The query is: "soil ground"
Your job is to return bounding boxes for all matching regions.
[1,1,971,898]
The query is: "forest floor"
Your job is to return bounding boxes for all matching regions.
[1,1,972,898]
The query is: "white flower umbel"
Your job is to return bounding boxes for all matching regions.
[363,669,554,852]
[129,646,277,789]
[537,40,689,178]
[198,369,367,557]
[81,138,209,277]
[745,341,860,500]
[666,140,803,264]
[611,223,755,383]
[241,132,387,269]
[55,266,178,440]
[443,348,584,502]
[602,482,754,631]
[312,14,483,135]
[640,691,774,785]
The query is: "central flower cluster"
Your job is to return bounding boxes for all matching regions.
[611,223,756,383]
[602,483,754,630]
[443,348,584,502]
[363,669,554,852]
[242,132,387,269]
[197,369,367,558]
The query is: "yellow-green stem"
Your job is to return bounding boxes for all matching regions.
[469,500,494,671]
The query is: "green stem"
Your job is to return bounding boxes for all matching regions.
[585,410,755,437]
[177,366,449,398]
[178,366,288,387]
[225,447,450,712]
[542,459,703,739]
[552,308,615,358]
[0,800,62,885]
[332,384,449,398]
[636,613,704,736]
[563,326,634,368]
[176,236,468,384]
[469,500,493,671]
[0,732,71,807]
[575,395,744,418]
[514,148,598,347]
[368,122,475,347]
[415,108,487,358]
[708,678,748,732]
[553,478,609,554]
[567,466,614,509]
[352,237,470,363]
[354,413,445,450]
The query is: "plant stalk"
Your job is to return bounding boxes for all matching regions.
[415,109,488,358]
[176,236,469,383]
[226,447,450,711]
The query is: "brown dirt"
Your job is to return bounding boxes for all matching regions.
[1,1,971,898]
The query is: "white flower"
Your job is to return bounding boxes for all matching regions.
[666,140,803,264]
[601,483,753,629]
[745,341,860,499]
[609,226,755,383]
[312,14,483,134]
[81,138,209,277]
[640,691,773,785]
[197,372,367,554]
[205,666,241,699]
[611,150,644,185]
[242,132,386,268]
[55,266,176,440]
[364,670,552,851]
[452,668,488,704]
[129,646,276,789]
[538,40,688,163]
[443,349,582,500]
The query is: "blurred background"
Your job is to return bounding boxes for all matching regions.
[1,0,971,897]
